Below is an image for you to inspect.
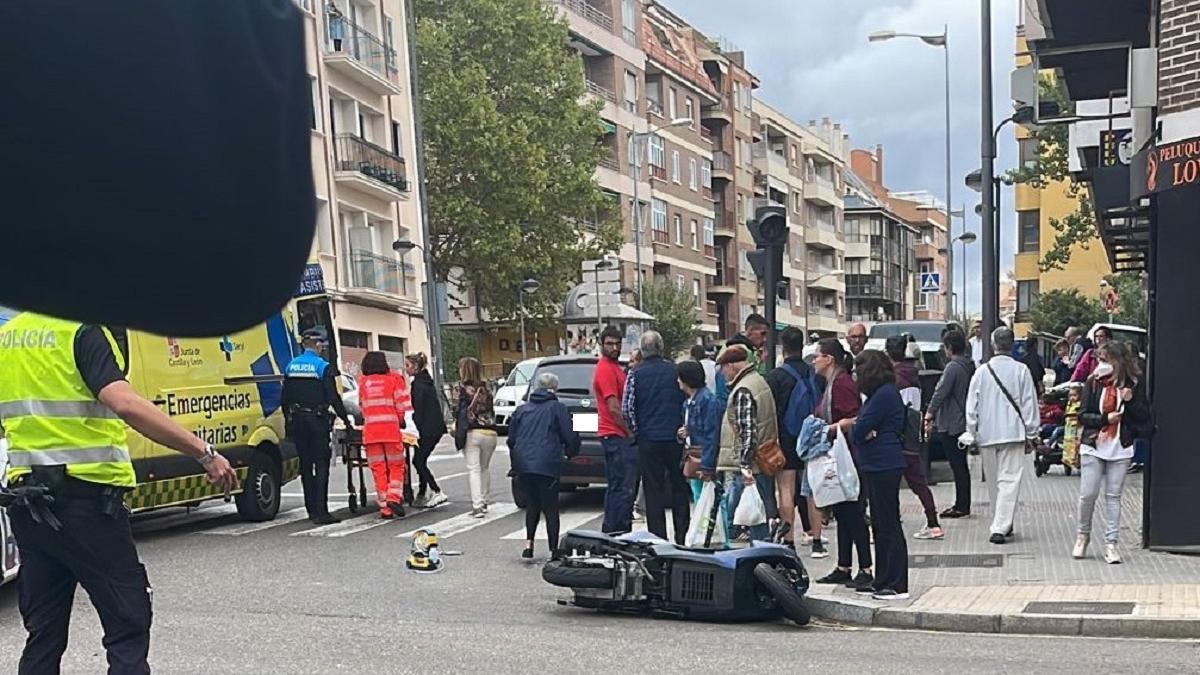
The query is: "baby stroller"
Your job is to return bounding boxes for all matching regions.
[1034,384,1072,477]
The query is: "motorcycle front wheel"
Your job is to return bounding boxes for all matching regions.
[753,563,811,626]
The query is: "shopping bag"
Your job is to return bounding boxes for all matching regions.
[807,453,845,508]
[733,481,766,527]
[831,426,861,503]
[685,481,726,547]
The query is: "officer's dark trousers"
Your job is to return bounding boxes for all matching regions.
[292,413,333,518]
[10,495,152,675]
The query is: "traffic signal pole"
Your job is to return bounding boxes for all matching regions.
[763,242,780,370]
[748,205,787,370]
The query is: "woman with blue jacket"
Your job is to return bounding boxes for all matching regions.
[508,372,581,559]
[834,350,909,600]
[676,360,723,499]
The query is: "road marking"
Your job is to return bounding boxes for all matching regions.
[132,504,238,534]
[501,509,602,540]
[399,501,519,539]
[291,510,396,538]
[199,507,312,536]
[428,448,508,463]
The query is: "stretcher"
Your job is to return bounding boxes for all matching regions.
[332,427,419,513]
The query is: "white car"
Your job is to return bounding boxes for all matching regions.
[494,357,544,432]
[1,437,18,586]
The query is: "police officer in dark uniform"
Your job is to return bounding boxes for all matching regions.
[0,311,239,674]
[283,327,353,524]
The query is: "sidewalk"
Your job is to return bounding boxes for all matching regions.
[805,454,1200,638]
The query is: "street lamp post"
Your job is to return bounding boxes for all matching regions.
[518,279,539,361]
[955,230,977,320]
[629,117,694,321]
[870,25,953,326]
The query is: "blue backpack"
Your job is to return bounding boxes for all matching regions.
[780,363,818,438]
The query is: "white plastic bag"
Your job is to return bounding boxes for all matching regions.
[808,427,860,507]
[685,481,726,547]
[733,480,767,526]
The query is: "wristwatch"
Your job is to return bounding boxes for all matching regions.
[198,443,219,467]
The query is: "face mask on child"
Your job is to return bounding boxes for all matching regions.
[1094,362,1114,379]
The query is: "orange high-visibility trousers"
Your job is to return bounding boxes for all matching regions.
[365,442,407,512]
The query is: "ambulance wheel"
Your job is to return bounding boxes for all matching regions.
[236,451,281,522]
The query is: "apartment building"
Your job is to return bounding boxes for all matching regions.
[844,147,916,323]
[750,105,850,337]
[298,0,428,373]
[889,190,950,321]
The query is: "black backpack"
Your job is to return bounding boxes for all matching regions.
[900,404,923,455]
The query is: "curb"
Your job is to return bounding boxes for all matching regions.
[806,592,1200,639]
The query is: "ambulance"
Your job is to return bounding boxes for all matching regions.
[0,263,340,582]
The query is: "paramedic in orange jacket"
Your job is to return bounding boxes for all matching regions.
[358,351,412,518]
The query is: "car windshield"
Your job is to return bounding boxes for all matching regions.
[505,361,538,387]
[1108,328,1147,355]
[869,322,947,343]
[536,362,595,395]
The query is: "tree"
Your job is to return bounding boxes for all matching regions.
[414,0,621,322]
[1106,272,1148,328]
[1007,78,1098,272]
[1028,288,1106,337]
[641,280,701,358]
[440,327,478,384]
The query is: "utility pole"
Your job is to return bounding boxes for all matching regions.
[979,0,997,360]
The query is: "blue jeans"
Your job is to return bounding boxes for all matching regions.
[601,436,638,533]
[723,471,777,542]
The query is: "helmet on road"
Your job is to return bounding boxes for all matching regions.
[406,528,443,573]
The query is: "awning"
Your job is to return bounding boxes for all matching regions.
[600,119,617,135]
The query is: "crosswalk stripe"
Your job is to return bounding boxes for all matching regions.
[199,507,312,536]
[501,509,602,540]
[399,501,519,539]
[132,504,238,534]
[291,510,395,538]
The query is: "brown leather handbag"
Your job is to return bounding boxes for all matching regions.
[755,438,786,476]
[681,446,703,479]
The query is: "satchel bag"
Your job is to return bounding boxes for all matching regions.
[682,446,704,479]
[755,438,786,476]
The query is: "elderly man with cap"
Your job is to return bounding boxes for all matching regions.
[283,327,354,524]
[715,343,779,543]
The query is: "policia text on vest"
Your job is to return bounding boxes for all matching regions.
[0,312,239,673]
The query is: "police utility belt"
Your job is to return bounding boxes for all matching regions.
[2,466,131,530]
[289,404,330,417]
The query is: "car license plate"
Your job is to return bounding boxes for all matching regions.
[572,413,599,433]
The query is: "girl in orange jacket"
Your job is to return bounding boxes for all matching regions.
[358,351,412,518]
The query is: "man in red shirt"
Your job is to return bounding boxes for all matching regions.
[593,325,635,533]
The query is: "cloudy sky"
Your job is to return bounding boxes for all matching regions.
[674,0,1022,314]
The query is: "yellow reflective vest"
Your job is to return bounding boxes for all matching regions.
[0,313,135,487]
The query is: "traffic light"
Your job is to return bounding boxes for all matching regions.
[746,205,788,370]
[748,205,787,247]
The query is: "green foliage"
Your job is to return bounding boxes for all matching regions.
[1006,79,1098,272]
[1028,288,1106,337]
[641,280,701,358]
[440,328,478,383]
[1106,272,1148,328]
[414,0,622,322]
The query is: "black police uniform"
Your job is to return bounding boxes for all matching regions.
[6,327,153,675]
[281,342,350,522]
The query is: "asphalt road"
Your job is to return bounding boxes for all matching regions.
[1,441,1197,674]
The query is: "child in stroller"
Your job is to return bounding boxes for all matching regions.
[1034,384,1080,476]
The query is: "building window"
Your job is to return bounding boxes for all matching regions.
[689,159,698,190]
[732,82,741,110]
[673,214,683,245]
[648,134,665,168]
[690,219,699,250]
[736,194,744,223]
[391,121,403,157]
[651,199,668,241]
[339,329,370,350]
[621,0,637,45]
[692,278,702,309]
[790,144,798,166]
[623,70,637,113]
[310,76,321,130]
[378,334,406,354]
[675,274,686,291]
[793,192,802,214]
[703,218,715,253]
[1018,209,1040,253]
[1017,280,1040,317]
[668,88,677,119]
[671,150,681,183]
[701,159,712,189]
[685,98,695,127]
[1019,137,1038,169]
[916,261,933,309]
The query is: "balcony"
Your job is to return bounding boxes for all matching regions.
[804,221,842,250]
[807,265,845,292]
[598,152,620,172]
[346,249,413,301]
[806,306,843,334]
[803,173,840,207]
[649,164,667,181]
[585,79,617,104]
[652,228,670,245]
[704,244,716,259]
[334,134,409,200]
[712,151,734,181]
[323,6,402,96]
[915,241,941,261]
[707,272,736,295]
[555,0,613,32]
[700,126,714,143]
[714,212,736,238]
[701,96,732,125]
[705,299,719,318]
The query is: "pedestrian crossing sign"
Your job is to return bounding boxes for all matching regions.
[919,272,941,294]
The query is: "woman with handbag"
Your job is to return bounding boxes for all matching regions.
[1073,341,1151,564]
[676,361,722,501]
[811,338,874,589]
[456,357,497,518]
[846,350,909,600]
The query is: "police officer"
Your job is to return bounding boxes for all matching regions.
[283,327,353,524]
[0,312,239,674]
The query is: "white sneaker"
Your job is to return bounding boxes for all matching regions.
[811,540,829,559]
[632,510,645,523]
[913,526,945,540]
[798,533,814,547]
[470,506,486,518]
[425,492,449,508]
[1104,543,1122,564]
[1072,534,1089,559]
